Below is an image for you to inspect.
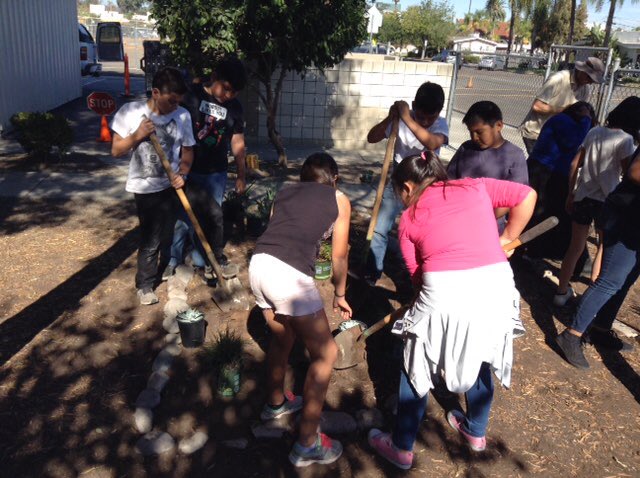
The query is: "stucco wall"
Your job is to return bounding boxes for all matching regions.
[242,54,453,149]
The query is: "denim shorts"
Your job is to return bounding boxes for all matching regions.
[572,197,604,226]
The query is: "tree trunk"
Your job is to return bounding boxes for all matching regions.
[568,0,576,45]
[259,67,288,168]
[603,0,616,47]
[507,0,516,55]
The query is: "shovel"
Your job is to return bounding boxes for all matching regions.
[361,117,399,265]
[333,216,560,369]
[147,129,250,312]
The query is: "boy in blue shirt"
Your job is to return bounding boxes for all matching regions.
[365,82,449,285]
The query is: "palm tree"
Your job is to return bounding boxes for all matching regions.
[507,0,533,54]
[485,0,506,40]
[591,0,639,46]
[568,0,577,44]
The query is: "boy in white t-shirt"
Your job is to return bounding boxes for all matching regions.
[364,82,449,285]
[111,67,196,305]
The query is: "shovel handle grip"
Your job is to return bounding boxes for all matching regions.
[360,306,408,341]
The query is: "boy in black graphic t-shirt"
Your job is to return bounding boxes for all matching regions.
[163,57,247,281]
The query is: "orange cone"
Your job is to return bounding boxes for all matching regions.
[466,76,474,88]
[121,54,134,98]
[97,115,112,142]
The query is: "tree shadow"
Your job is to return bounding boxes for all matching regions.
[595,345,640,405]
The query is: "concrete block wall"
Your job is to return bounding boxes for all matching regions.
[243,54,453,150]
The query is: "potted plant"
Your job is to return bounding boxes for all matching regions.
[176,308,206,348]
[246,188,275,237]
[201,329,245,398]
[314,241,332,280]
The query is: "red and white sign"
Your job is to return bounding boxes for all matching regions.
[87,92,117,115]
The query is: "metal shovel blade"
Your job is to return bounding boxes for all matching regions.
[334,326,366,370]
[211,277,251,312]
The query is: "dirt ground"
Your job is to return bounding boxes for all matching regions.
[1,154,639,478]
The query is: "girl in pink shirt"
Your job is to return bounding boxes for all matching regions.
[368,152,535,470]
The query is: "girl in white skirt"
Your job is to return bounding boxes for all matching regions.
[368,152,536,469]
[249,153,352,467]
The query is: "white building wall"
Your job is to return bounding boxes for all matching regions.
[244,55,453,149]
[0,0,80,131]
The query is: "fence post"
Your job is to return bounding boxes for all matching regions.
[593,48,613,123]
[446,52,459,127]
[600,57,620,124]
[544,46,554,81]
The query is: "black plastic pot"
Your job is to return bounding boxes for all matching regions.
[177,317,206,348]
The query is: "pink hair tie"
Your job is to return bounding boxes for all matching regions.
[420,151,429,161]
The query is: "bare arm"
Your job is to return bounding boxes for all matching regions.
[565,147,585,213]
[111,119,155,157]
[500,189,537,244]
[231,133,247,193]
[397,101,446,151]
[531,99,557,116]
[629,149,640,185]
[331,192,352,319]
[368,114,393,144]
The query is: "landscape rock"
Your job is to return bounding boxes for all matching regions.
[355,408,385,431]
[220,438,248,450]
[174,265,194,286]
[162,344,182,357]
[147,371,170,393]
[136,389,161,409]
[135,431,175,455]
[318,411,357,435]
[167,288,188,302]
[134,407,153,434]
[165,333,182,346]
[163,299,189,321]
[151,350,174,373]
[178,431,209,454]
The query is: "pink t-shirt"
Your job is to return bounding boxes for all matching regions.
[399,177,532,281]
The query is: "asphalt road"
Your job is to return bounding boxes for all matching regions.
[453,66,544,128]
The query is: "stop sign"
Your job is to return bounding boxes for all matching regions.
[87,92,117,115]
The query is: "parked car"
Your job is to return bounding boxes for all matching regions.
[432,52,462,70]
[351,42,395,55]
[478,55,504,71]
[79,23,101,76]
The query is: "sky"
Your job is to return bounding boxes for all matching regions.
[398,0,640,30]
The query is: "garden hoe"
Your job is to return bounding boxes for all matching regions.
[334,216,560,369]
[147,128,250,313]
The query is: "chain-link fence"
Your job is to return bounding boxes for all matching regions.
[601,66,640,120]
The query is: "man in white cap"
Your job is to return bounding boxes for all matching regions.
[520,56,605,154]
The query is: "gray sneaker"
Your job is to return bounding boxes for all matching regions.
[555,330,589,369]
[219,262,239,279]
[161,263,176,281]
[137,288,159,305]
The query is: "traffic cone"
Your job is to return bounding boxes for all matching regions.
[121,54,134,98]
[466,76,474,88]
[97,115,112,142]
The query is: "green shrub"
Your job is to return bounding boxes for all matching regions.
[200,329,245,368]
[463,53,480,64]
[10,111,73,158]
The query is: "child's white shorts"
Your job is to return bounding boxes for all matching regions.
[249,253,324,317]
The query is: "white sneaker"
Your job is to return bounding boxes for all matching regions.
[553,286,575,307]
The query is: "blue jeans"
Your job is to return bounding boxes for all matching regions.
[392,363,494,451]
[571,238,640,333]
[369,185,403,273]
[189,171,227,207]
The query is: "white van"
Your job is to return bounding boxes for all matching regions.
[79,23,101,76]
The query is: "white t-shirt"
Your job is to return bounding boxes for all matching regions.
[111,101,196,194]
[574,126,636,202]
[385,113,449,163]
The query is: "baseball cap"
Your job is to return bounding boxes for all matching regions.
[575,57,605,83]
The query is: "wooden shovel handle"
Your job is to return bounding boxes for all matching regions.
[366,118,399,243]
[359,306,409,341]
[147,131,231,291]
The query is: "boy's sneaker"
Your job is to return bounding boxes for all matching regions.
[367,429,413,470]
[553,286,575,307]
[204,265,214,280]
[161,263,176,281]
[555,330,590,369]
[137,288,159,305]
[260,391,303,420]
[446,410,487,451]
[215,254,239,279]
[288,433,343,467]
[585,328,634,352]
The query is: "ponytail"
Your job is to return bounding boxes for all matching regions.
[391,151,448,208]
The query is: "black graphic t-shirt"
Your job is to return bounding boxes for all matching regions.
[183,83,244,174]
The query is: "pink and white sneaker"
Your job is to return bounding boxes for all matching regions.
[367,428,413,470]
[446,410,486,451]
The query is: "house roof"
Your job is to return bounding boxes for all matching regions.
[452,36,497,46]
[614,31,640,47]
